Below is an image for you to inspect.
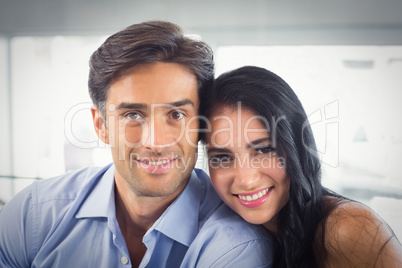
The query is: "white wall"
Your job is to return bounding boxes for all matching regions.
[0,37,12,203]
[1,1,402,45]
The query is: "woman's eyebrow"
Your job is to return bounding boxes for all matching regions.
[207,147,232,155]
[247,137,272,149]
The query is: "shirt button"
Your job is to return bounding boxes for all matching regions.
[121,256,129,264]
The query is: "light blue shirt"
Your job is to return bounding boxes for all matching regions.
[0,164,273,267]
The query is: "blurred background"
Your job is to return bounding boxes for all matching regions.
[1,0,402,238]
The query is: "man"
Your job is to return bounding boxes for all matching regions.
[0,21,273,267]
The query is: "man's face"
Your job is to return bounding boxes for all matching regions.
[99,62,199,199]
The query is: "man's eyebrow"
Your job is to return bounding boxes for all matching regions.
[168,99,195,108]
[115,99,194,111]
[115,102,147,110]
[207,147,232,155]
[247,137,272,149]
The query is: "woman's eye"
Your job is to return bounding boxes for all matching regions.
[256,146,275,154]
[170,110,185,120]
[125,112,143,120]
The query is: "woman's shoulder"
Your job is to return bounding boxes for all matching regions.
[317,196,402,267]
[324,197,383,235]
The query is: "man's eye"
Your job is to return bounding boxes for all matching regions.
[256,146,275,154]
[170,110,185,120]
[125,112,143,120]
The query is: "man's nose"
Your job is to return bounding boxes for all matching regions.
[142,117,180,152]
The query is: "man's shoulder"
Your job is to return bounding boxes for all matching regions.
[0,164,113,249]
[1,164,112,212]
[203,203,272,243]
[30,164,111,204]
[0,164,118,267]
[182,203,274,267]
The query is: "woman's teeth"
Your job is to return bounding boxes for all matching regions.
[238,187,271,201]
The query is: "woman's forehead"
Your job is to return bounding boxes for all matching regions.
[207,106,271,146]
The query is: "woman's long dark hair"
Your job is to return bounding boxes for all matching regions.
[200,66,335,267]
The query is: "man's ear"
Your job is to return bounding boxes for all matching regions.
[91,105,109,144]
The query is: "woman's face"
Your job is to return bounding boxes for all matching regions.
[206,106,290,233]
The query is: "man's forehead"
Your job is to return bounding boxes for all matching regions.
[105,62,199,109]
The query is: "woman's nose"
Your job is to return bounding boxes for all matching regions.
[234,158,262,189]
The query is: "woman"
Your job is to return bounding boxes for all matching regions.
[200,66,402,267]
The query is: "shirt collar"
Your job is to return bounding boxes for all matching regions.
[149,170,202,247]
[76,164,115,219]
[76,166,203,247]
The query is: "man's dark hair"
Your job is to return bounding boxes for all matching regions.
[88,20,214,116]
